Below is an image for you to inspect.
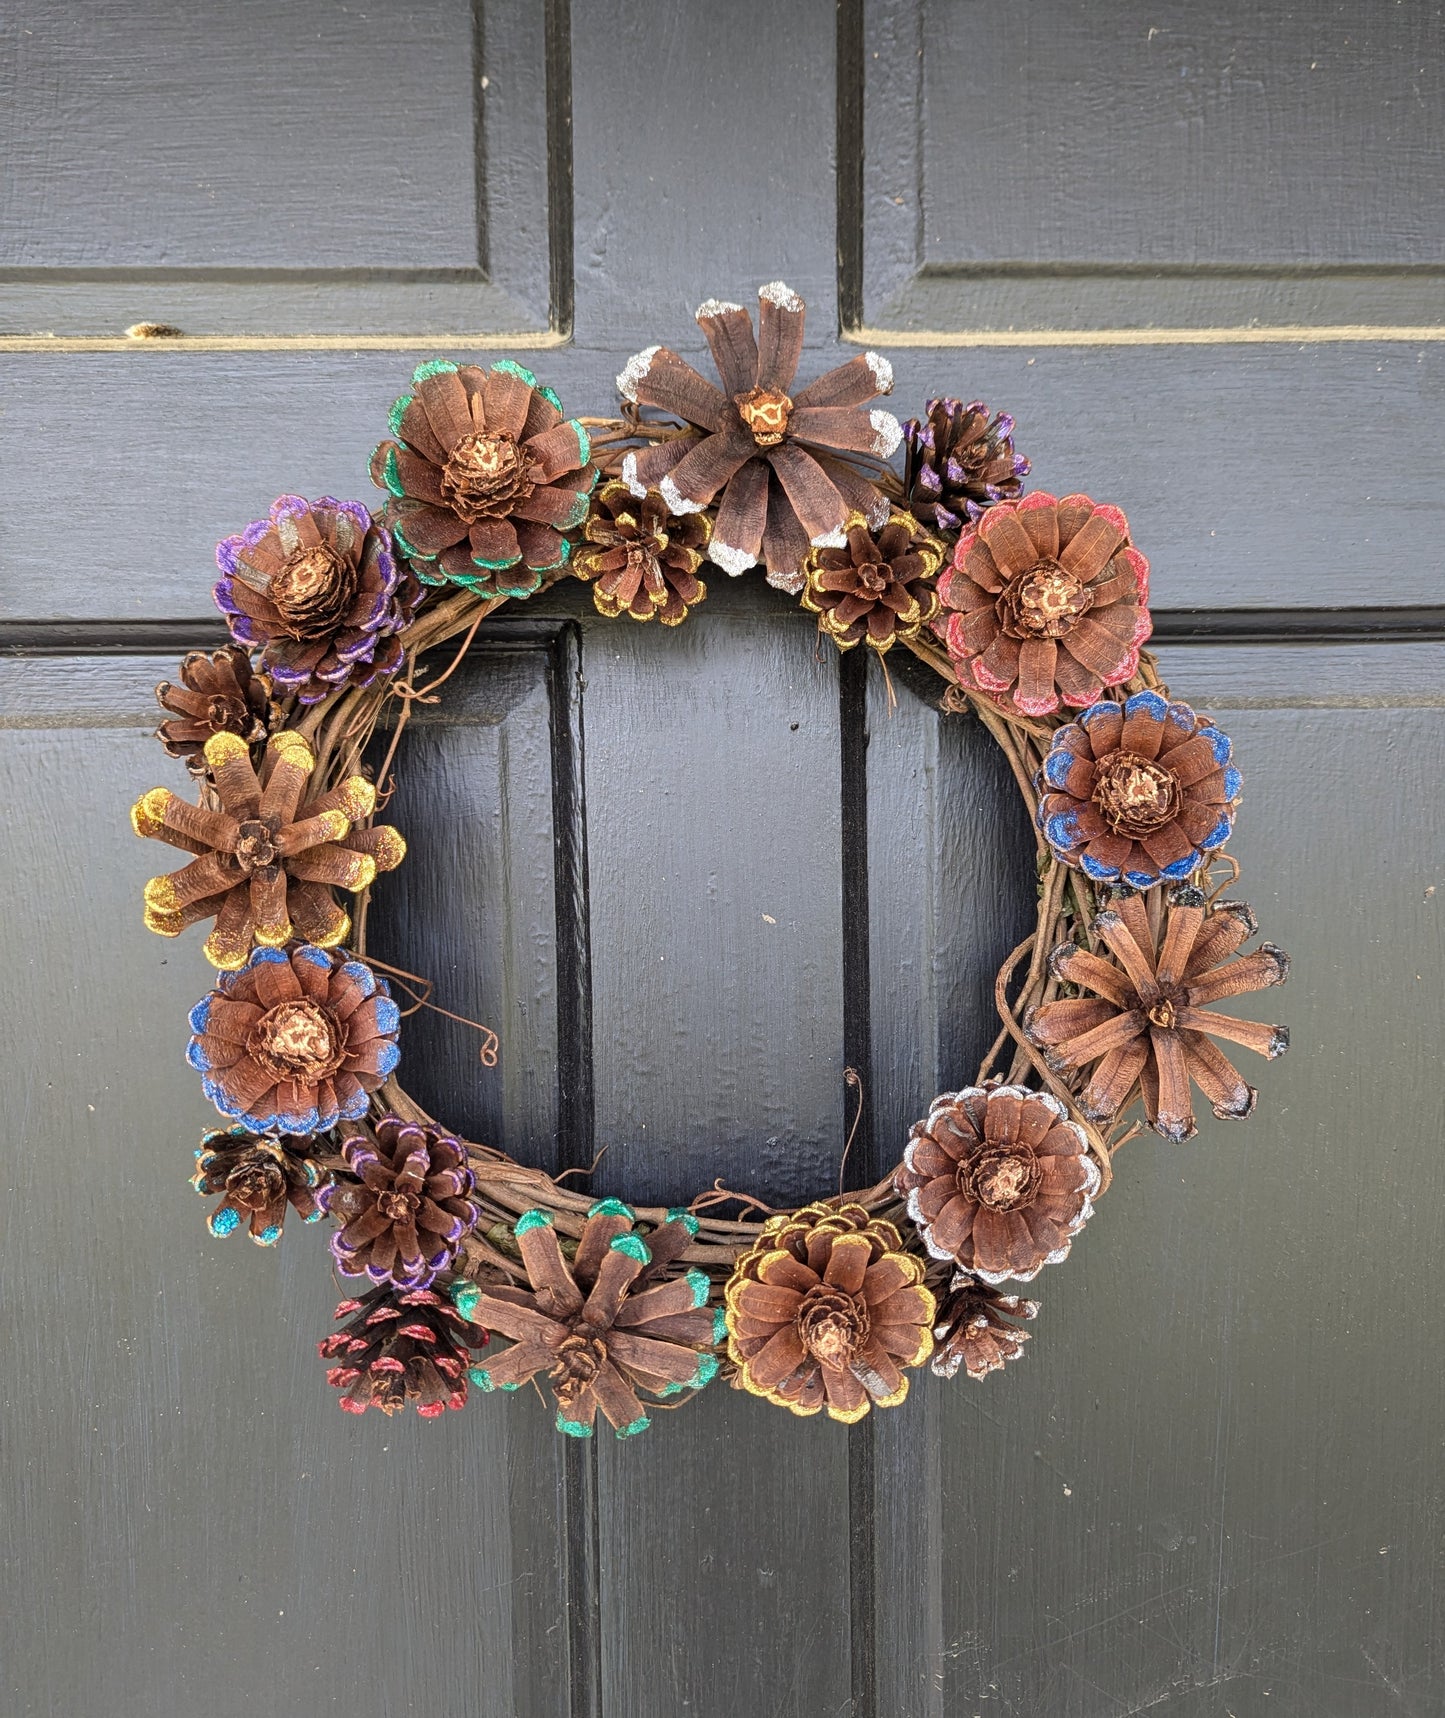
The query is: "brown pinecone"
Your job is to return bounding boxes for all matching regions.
[616,282,899,594]
[725,1202,935,1422]
[370,359,597,601]
[319,1285,487,1418]
[930,1272,1038,1380]
[191,1125,329,1244]
[800,510,943,653]
[322,1116,481,1290]
[1026,888,1290,1141]
[897,1085,1099,1283]
[575,482,710,625]
[215,497,422,705]
[133,728,405,967]
[186,943,401,1136]
[156,647,273,771]
[901,398,1029,532]
[938,493,1152,718]
[467,1201,720,1438]
[1037,692,1241,888]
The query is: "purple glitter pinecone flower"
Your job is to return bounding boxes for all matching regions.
[901,398,1029,533]
[320,1116,481,1290]
[214,495,422,705]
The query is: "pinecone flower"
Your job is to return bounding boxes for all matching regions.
[616,282,901,595]
[155,646,273,771]
[930,1273,1039,1381]
[191,1125,328,1244]
[133,729,405,968]
[321,1116,481,1289]
[1025,889,1290,1142]
[370,359,597,600]
[1037,691,1241,887]
[319,1284,487,1418]
[214,496,421,705]
[896,1086,1100,1283]
[901,398,1029,531]
[725,1202,934,1423]
[186,943,401,1135]
[800,509,943,653]
[937,493,1152,717]
[466,1202,721,1439]
[574,481,711,625]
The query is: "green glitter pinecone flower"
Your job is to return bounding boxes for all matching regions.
[370,359,597,600]
[459,1200,724,1438]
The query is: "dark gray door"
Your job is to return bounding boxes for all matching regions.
[3,3,1442,1714]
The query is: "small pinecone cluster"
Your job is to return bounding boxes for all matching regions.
[191,1125,329,1244]
[901,398,1029,531]
[617,282,899,592]
[575,482,711,625]
[215,495,421,704]
[1026,888,1290,1142]
[897,1085,1099,1283]
[187,943,401,1135]
[1037,690,1241,888]
[371,359,597,600]
[930,1274,1039,1381]
[319,1285,488,1418]
[466,1201,721,1438]
[800,510,943,654]
[322,1116,481,1290]
[725,1202,935,1422]
[155,646,274,771]
[134,729,405,968]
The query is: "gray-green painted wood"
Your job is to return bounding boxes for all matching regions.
[3,3,1443,1715]
[859,0,1445,331]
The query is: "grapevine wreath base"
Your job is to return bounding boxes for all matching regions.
[135,282,1290,1435]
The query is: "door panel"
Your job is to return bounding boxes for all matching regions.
[0,0,557,334]
[0,656,573,1718]
[858,0,1445,332]
[933,654,1445,1716]
[4,3,1443,1716]
[5,345,1441,622]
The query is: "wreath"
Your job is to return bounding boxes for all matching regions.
[133,281,1290,1436]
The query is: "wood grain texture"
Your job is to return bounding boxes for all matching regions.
[569,0,841,344]
[0,0,556,335]
[858,0,1445,331]
[4,341,1443,619]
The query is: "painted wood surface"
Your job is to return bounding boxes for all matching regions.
[3,3,1443,1715]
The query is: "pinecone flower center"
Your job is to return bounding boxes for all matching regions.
[226,1153,288,1212]
[551,1331,608,1404]
[856,559,890,596]
[735,385,794,446]
[999,560,1094,639]
[233,816,281,874]
[440,431,535,520]
[796,1284,869,1370]
[624,541,657,577]
[249,999,344,1082]
[1147,993,1180,1030]
[205,691,253,733]
[1092,752,1182,837]
[272,544,355,635]
[963,1146,1042,1212]
[376,1187,420,1223]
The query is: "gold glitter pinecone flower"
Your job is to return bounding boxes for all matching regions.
[725,1201,934,1422]
[133,729,404,968]
[574,482,711,625]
